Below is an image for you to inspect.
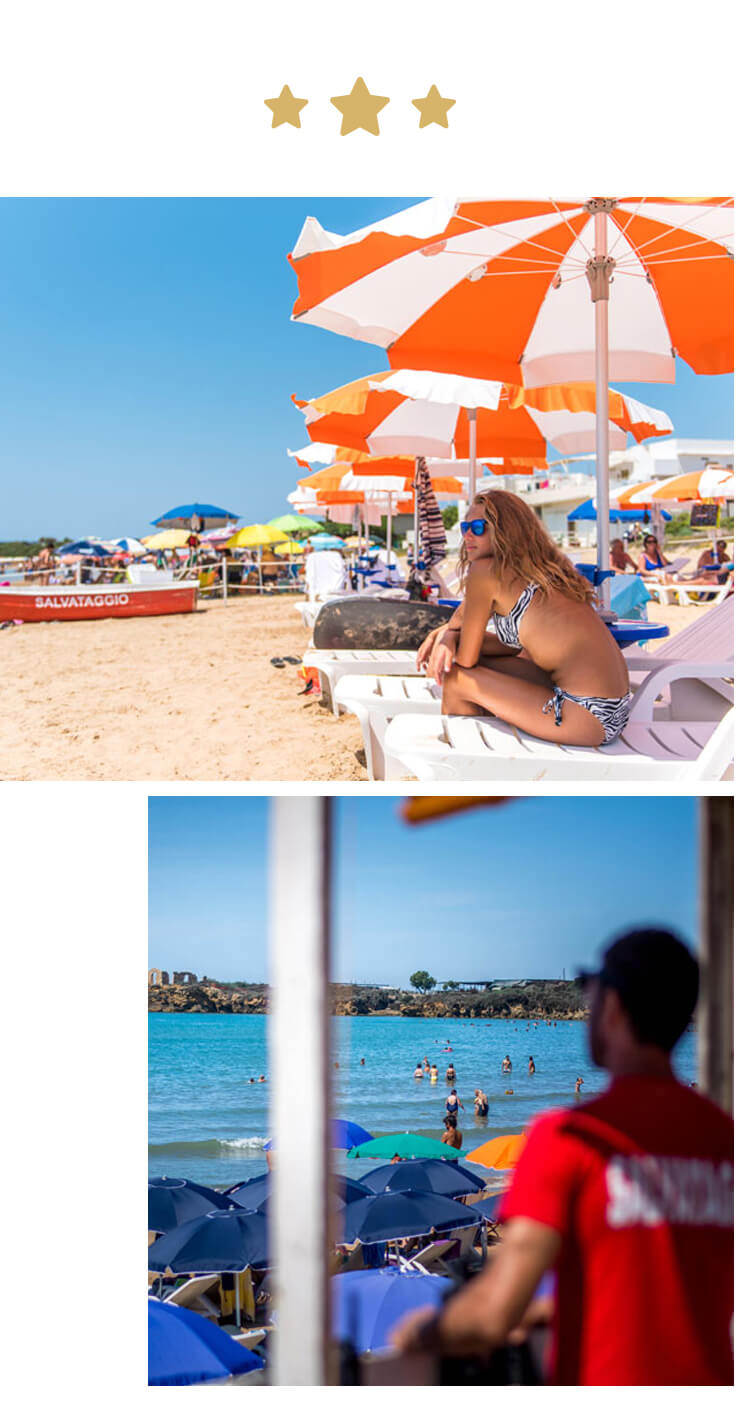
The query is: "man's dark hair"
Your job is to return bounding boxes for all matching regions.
[587,927,699,1052]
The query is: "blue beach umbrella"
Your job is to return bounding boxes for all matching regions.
[148,1207,270,1275]
[148,1300,263,1385]
[148,1176,236,1234]
[567,499,671,523]
[361,1158,486,1200]
[332,1268,452,1355]
[470,1193,503,1224]
[227,1172,371,1213]
[153,503,240,530]
[263,1118,373,1153]
[58,539,112,557]
[341,1190,482,1246]
[307,533,347,550]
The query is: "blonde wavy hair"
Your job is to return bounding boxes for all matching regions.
[458,489,596,604]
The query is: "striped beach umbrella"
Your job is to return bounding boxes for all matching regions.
[289,197,732,604]
[623,468,735,505]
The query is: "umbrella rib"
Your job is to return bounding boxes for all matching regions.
[617,200,734,259]
[613,234,734,265]
[548,200,594,260]
[607,196,649,258]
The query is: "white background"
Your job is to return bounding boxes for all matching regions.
[0,0,737,1403]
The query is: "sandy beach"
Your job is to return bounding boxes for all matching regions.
[0,590,718,781]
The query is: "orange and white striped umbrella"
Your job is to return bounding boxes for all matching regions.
[290,198,732,603]
[623,467,735,505]
[293,370,673,462]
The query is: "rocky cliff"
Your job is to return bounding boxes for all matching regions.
[148,979,587,1020]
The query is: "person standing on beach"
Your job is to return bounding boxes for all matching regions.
[441,1115,463,1150]
[394,928,733,1386]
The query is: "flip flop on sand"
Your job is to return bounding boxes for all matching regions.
[270,657,286,668]
[283,656,301,665]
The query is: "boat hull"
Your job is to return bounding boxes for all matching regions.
[0,582,199,622]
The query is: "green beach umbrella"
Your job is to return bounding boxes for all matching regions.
[347,1134,462,1162]
[268,513,324,535]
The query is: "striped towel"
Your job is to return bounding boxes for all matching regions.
[415,457,448,569]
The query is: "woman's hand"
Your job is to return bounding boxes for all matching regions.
[427,630,457,686]
[416,627,442,673]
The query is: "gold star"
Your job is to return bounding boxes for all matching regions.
[412,85,456,129]
[264,85,308,130]
[331,77,389,136]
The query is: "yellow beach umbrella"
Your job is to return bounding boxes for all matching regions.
[274,540,306,557]
[141,529,191,550]
[227,524,290,549]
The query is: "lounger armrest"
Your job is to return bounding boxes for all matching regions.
[629,660,734,723]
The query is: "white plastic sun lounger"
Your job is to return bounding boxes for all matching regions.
[382,695,734,783]
[334,674,442,779]
[303,648,420,713]
[625,595,733,720]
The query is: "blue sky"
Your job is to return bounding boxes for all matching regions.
[1,198,733,540]
[148,796,699,985]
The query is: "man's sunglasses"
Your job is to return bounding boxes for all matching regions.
[460,519,487,537]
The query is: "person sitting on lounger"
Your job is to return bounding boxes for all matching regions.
[609,538,638,573]
[639,534,670,574]
[415,489,630,748]
[697,541,731,583]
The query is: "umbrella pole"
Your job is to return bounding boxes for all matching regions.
[386,492,393,561]
[270,799,333,1385]
[258,547,263,595]
[587,203,616,612]
[467,407,478,502]
[698,797,733,1113]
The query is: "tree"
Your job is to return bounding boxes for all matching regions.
[441,505,459,530]
[409,970,437,993]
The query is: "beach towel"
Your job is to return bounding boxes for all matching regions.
[415,458,448,571]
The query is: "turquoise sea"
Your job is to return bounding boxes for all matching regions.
[149,1012,697,1189]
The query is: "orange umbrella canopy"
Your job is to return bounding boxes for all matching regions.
[466,1133,525,1170]
[293,374,673,461]
[290,199,733,383]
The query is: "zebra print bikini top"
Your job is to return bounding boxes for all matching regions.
[492,581,539,648]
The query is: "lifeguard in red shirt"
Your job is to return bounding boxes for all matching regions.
[394,927,733,1386]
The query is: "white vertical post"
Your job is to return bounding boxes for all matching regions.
[467,407,478,502]
[592,207,613,612]
[270,798,333,1385]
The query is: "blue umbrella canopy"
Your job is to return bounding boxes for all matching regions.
[148,1176,236,1233]
[148,1208,270,1274]
[263,1118,373,1153]
[148,1300,263,1385]
[227,1172,371,1213]
[332,1268,452,1355]
[153,504,240,530]
[341,1189,482,1247]
[567,499,671,523]
[470,1193,502,1225]
[58,539,112,557]
[308,533,347,550]
[361,1158,485,1200]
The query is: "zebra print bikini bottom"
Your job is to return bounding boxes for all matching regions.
[542,686,631,745]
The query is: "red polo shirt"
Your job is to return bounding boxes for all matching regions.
[500,1076,733,1385]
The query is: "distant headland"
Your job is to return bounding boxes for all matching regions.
[147,973,587,1021]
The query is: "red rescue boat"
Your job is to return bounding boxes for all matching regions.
[0,581,199,623]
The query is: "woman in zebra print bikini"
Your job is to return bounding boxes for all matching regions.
[416,489,630,747]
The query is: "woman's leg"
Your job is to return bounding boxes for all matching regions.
[441,662,606,746]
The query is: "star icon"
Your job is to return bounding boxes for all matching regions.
[331,78,389,136]
[264,85,308,130]
[412,85,456,129]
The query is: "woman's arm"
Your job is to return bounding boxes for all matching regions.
[455,560,498,668]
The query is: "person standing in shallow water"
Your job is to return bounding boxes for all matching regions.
[575,1076,584,1097]
[528,1057,536,1075]
[441,1114,462,1150]
[502,1055,512,1074]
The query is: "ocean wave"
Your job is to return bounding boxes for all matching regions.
[148,1136,267,1156]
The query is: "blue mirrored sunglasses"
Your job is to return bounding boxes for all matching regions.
[460,519,487,537]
